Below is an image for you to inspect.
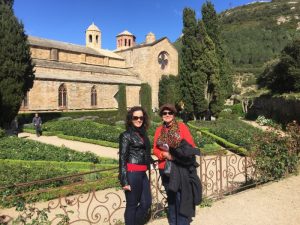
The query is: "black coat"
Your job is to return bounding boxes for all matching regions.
[168,139,202,218]
[118,128,152,187]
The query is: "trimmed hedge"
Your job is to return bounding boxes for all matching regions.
[0,159,118,207]
[188,123,248,156]
[190,119,263,151]
[18,110,119,125]
[0,137,101,163]
[43,120,124,143]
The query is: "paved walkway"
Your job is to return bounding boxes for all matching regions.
[18,132,119,159]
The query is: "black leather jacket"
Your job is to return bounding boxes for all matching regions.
[119,129,152,187]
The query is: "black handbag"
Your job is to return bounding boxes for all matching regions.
[164,160,172,176]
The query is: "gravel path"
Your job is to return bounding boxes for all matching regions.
[150,174,300,225]
[18,132,119,159]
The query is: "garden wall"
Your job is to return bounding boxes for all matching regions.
[246,95,300,125]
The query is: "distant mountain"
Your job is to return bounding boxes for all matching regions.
[220,0,300,69]
[174,0,300,71]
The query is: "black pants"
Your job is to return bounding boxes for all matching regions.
[160,170,189,225]
[125,171,152,225]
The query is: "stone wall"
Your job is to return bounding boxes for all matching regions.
[20,80,121,112]
[247,95,300,125]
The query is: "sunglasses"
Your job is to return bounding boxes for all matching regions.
[132,116,144,121]
[162,111,174,116]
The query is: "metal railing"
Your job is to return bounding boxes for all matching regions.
[0,154,256,225]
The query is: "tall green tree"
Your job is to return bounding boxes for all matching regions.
[202,1,233,100]
[197,21,220,115]
[0,0,35,128]
[179,8,208,118]
[117,84,127,120]
[158,74,181,107]
[140,83,152,117]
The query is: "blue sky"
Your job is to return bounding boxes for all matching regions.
[14,0,256,50]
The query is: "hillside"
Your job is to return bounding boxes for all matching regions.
[174,0,300,71]
[221,0,300,70]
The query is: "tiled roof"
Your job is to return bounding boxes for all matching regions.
[28,36,123,60]
[33,59,137,76]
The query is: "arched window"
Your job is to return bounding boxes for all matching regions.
[89,34,92,43]
[125,39,127,46]
[91,86,97,106]
[96,35,98,43]
[58,84,67,108]
[128,39,131,46]
[158,51,169,69]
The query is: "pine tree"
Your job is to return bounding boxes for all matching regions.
[0,0,35,128]
[202,1,233,102]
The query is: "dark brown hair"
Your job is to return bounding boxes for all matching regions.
[125,106,150,130]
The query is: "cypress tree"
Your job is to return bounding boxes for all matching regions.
[179,8,202,118]
[118,84,127,120]
[158,74,181,107]
[202,1,233,101]
[0,0,35,128]
[197,21,220,115]
[140,83,152,117]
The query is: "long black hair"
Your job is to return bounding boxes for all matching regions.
[125,106,150,130]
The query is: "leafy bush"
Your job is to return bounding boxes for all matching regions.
[256,115,277,127]
[0,137,100,163]
[252,125,299,181]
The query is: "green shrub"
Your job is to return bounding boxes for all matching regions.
[253,130,299,181]
[0,137,100,163]
[0,128,5,138]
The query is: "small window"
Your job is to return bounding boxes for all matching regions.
[91,86,97,106]
[128,39,131,46]
[96,35,98,43]
[89,34,92,43]
[125,39,127,46]
[58,84,67,107]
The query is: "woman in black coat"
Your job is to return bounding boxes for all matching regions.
[119,106,153,225]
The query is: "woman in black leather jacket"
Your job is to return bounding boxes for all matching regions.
[119,106,152,225]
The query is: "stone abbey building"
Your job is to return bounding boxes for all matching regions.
[20,23,178,112]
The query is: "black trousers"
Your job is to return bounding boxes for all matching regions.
[124,171,152,225]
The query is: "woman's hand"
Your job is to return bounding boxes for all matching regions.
[162,152,174,160]
[123,185,131,191]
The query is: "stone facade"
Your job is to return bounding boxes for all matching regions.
[20,23,178,112]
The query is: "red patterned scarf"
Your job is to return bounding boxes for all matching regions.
[157,121,181,149]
